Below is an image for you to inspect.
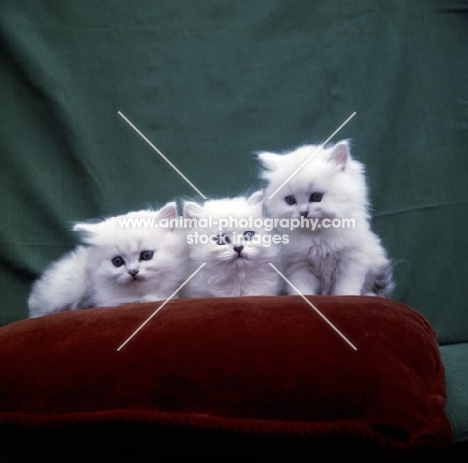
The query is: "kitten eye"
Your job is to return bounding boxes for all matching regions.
[309,192,323,202]
[111,256,124,267]
[140,250,154,261]
[285,195,297,205]
[243,231,255,240]
[213,233,230,245]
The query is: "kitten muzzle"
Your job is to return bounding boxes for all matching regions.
[234,245,244,256]
[128,268,139,278]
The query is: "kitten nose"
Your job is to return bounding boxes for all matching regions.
[299,210,308,218]
[234,245,244,255]
[128,268,139,277]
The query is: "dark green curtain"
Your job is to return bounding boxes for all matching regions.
[1,0,467,345]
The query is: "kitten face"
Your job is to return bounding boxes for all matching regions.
[73,203,185,289]
[181,191,281,297]
[257,140,368,222]
[183,191,277,268]
[88,239,162,287]
[193,229,258,266]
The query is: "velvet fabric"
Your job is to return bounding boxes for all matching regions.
[0,296,452,457]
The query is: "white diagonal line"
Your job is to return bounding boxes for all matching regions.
[267,112,356,199]
[268,263,357,351]
[118,111,207,199]
[117,263,206,351]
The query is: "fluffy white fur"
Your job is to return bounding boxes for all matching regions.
[180,191,281,298]
[28,203,188,318]
[257,140,394,297]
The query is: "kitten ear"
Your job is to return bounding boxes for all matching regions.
[247,190,263,206]
[247,190,264,216]
[183,201,204,220]
[157,202,178,231]
[256,152,279,171]
[158,202,177,220]
[328,140,350,170]
[72,222,100,243]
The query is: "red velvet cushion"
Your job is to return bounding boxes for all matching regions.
[0,296,452,458]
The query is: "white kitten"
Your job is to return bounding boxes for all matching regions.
[180,191,282,298]
[28,202,188,317]
[257,140,394,297]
